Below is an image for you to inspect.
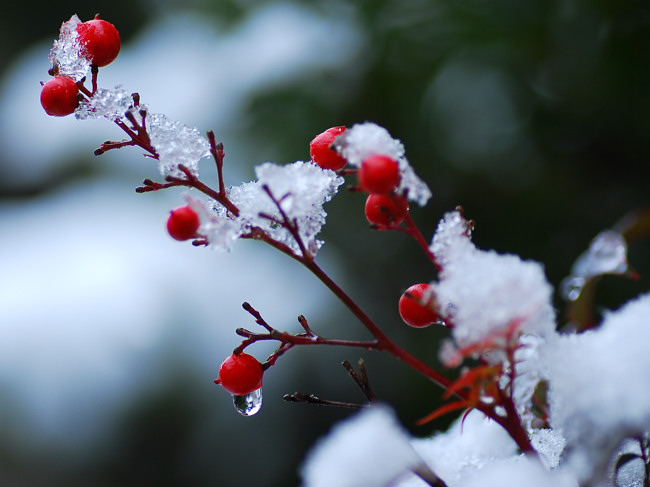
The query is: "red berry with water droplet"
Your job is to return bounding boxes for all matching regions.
[40,76,80,116]
[399,283,439,328]
[364,193,409,226]
[310,126,347,171]
[76,18,121,67]
[215,352,264,396]
[167,206,200,241]
[358,154,401,194]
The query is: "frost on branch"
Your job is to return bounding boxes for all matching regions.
[431,210,555,354]
[543,293,650,482]
[147,113,211,178]
[335,122,432,206]
[224,161,344,255]
[301,405,421,487]
[76,85,133,121]
[48,14,91,81]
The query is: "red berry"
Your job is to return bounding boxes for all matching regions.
[399,283,439,328]
[358,154,401,194]
[364,193,409,226]
[76,18,121,67]
[40,76,80,117]
[215,352,264,396]
[309,126,347,171]
[167,206,200,241]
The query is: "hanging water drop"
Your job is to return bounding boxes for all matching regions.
[560,276,586,301]
[232,387,263,416]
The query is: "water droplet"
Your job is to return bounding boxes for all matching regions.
[560,276,586,301]
[232,388,263,416]
[572,230,628,278]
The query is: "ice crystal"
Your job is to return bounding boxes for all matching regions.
[301,405,421,487]
[228,161,344,256]
[335,122,432,206]
[75,85,133,121]
[48,15,91,81]
[147,113,211,178]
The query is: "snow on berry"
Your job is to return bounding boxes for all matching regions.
[167,205,200,241]
[181,193,241,251]
[364,193,409,226]
[310,126,347,171]
[48,15,91,81]
[301,405,421,487]
[76,18,121,68]
[334,122,431,205]
[215,352,263,396]
[398,283,439,328]
[40,76,79,116]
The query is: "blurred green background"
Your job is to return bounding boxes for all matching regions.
[1,0,650,485]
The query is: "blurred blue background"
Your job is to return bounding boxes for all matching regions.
[1,0,650,485]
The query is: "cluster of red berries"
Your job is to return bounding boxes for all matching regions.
[309,127,408,227]
[40,16,121,117]
[215,352,264,396]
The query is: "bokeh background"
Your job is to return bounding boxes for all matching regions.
[1,0,650,485]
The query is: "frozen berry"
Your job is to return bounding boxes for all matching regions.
[215,352,264,396]
[167,206,200,241]
[309,126,347,171]
[358,154,401,194]
[40,76,80,116]
[399,283,439,328]
[364,193,409,226]
[76,18,121,67]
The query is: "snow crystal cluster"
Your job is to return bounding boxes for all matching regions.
[335,122,432,206]
[210,161,344,255]
[430,209,556,353]
[48,14,91,81]
[75,85,133,122]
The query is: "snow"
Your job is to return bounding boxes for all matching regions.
[48,14,91,81]
[543,293,650,482]
[224,161,344,256]
[301,405,421,487]
[147,112,211,177]
[431,215,556,351]
[335,122,432,206]
[75,84,134,121]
